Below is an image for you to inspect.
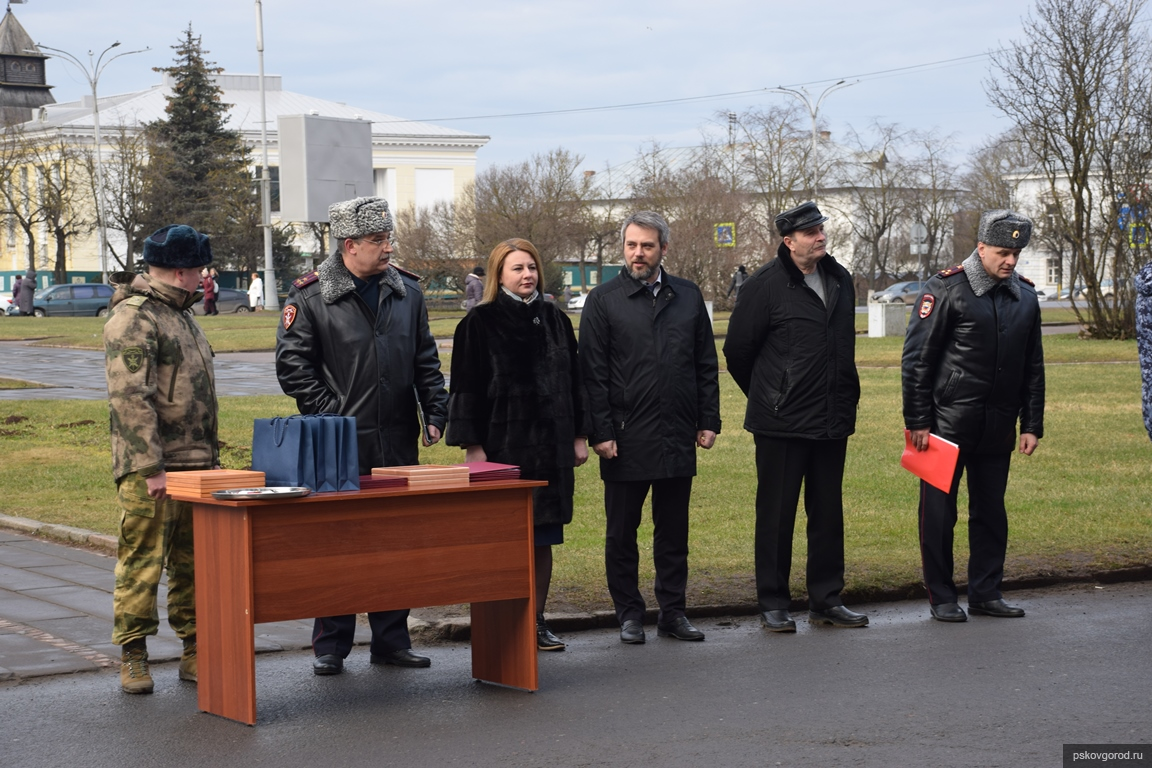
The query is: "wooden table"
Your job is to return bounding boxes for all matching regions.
[171,480,545,725]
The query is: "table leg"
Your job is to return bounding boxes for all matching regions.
[470,597,538,691]
[193,503,258,724]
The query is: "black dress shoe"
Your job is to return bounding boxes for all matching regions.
[968,599,1025,618]
[809,605,869,628]
[312,654,343,675]
[656,616,705,641]
[370,648,432,667]
[759,610,797,633]
[930,602,967,622]
[536,615,566,652]
[619,619,646,644]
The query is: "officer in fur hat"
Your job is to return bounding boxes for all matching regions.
[103,224,219,693]
[276,196,448,676]
[902,210,1045,623]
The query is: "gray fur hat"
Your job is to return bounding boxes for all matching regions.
[329,196,394,240]
[142,225,213,268]
[978,210,1032,249]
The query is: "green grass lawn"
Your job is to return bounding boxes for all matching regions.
[1,356,1147,612]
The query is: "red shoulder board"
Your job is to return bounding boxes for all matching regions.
[1018,274,1035,286]
[394,266,423,281]
[937,264,965,278]
[293,270,319,289]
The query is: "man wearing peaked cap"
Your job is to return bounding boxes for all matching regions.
[275,195,448,676]
[724,201,869,632]
[901,209,1045,623]
[103,224,219,694]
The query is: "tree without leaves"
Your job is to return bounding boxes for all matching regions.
[0,124,52,271]
[85,122,148,271]
[986,0,1151,338]
[905,129,961,279]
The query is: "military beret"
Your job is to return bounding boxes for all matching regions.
[141,225,213,268]
[978,210,1032,249]
[329,196,394,240]
[775,201,828,237]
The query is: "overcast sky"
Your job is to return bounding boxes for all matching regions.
[21,0,1044,172]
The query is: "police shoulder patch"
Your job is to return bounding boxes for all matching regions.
[282,304,298,330]
[937,264,965,278]
[1018,274,1035,286]
[121,346,145,373]
[918,294,936,319]
[292,271,319,289]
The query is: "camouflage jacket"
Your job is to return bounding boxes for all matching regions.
[104,272,219,481]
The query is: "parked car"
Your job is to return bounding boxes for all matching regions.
[0,295,13,315]
[567,293,588,310]
[5,283,114,317]
[869,281,924,305]
[192,287,252,315]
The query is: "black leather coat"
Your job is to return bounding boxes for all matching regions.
[578,269,721,482]
[901,263,1044,453]
[723,244,859,439]
[275,255,448,473]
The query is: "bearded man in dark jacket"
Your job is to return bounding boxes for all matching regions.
[276,196,448,676]
[579,210,721,645]
[902,210,1044,623]
[724,201,867,633]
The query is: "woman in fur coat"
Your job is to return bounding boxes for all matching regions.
[446,238,588,651]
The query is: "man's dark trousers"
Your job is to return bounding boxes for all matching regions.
[918,450,1011,606]
[604,476,693,624]
[312,611,411,658]
[754,435,848,611]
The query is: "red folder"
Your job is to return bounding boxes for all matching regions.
[900,430,960,493]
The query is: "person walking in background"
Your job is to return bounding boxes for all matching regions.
[248,271,264,311]
[12,274,21,305]
[276,195,448,676]
[579,210,721,645]
[200,268,217,316]
[724,201,868,633]
[727,264,748,300]
[463,265,485,311]
[1137,261,1152,442]
[103,225,218,694]
[446,238,588,651]
[17,268,34,315]
[902,210,1045,623]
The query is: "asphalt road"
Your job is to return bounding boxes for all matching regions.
[1,581,1148,768]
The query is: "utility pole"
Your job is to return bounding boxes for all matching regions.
[255,0,279,310]
[770,80,854,195]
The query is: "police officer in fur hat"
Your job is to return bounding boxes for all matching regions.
[276,196,448,676]
[902,210,1045,623]
[104,224,219,693]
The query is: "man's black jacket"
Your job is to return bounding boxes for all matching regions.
[723,243,859,439]
[579,269,721,482]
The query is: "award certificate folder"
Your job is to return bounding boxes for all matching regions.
[900,430,960,493]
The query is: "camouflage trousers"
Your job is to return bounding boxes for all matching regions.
[112,472,197,646]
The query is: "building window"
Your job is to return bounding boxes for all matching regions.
[1046,257,1061,286]
[374,168,396,212]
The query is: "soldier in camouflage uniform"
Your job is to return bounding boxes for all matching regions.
[1137,261,1152,441]
[103,224,219,694]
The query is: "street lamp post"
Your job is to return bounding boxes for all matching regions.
[255,0,279,311]
[770,80,854,194]
[34,42,148,283]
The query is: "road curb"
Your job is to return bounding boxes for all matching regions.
[4,514,1149,645]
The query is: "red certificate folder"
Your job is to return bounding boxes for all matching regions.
[900,430,960,493]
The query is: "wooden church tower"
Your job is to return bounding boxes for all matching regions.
[0,6,53,126]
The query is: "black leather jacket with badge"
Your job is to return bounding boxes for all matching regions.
[723,242,860,439]
[275,254,448,472]
[901,253,1045,453]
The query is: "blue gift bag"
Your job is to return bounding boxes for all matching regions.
[252,415,359,492]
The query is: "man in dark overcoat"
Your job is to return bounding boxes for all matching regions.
[724,201,868,633]
[902,209,1044,622]
[276,196,448,674]
[579,210,721,644]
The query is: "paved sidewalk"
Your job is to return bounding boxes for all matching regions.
[0,529,315,681]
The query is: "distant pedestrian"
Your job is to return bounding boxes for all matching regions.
[248,272,264,311]
[1136,260,1152,441]
[464,265,485,311]
[12,274,21,302]
[200,268,217,315]
[726,264,748,300]
[17,268,35,315]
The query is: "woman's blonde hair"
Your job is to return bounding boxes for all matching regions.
[481,238,544,304]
